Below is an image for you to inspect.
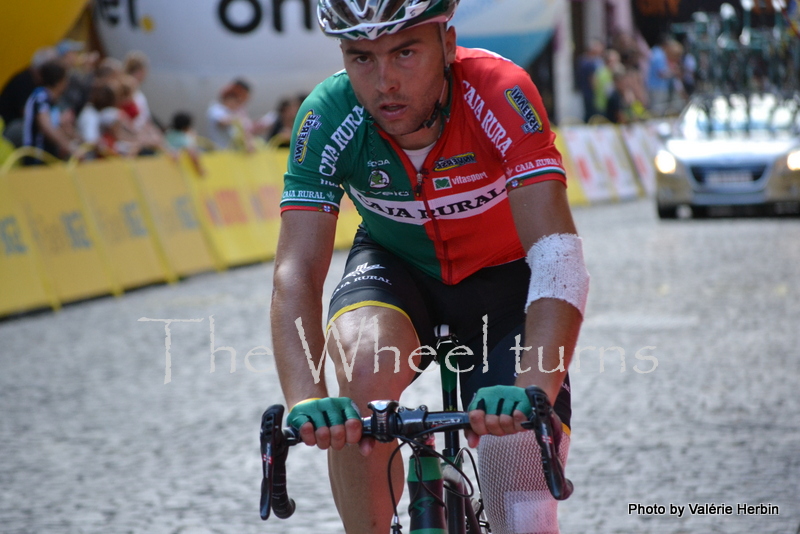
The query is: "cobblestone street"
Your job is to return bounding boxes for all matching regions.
[1,199,798,533]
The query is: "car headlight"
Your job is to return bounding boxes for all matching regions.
[787,150,800,171]
[655,150,677,174]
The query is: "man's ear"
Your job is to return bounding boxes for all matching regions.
[445,25,457,66]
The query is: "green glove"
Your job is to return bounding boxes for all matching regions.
[467,385,532,417]
[286,397,360,430]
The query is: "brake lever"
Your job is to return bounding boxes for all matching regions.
[260,404,295,520]
[524,386,574,501]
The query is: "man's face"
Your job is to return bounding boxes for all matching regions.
[341,23,456,149]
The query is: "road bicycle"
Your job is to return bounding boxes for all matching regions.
[259,325,573,533]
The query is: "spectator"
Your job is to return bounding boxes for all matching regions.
[21,60,78,163]
[116,73,169,155]
[121,51,173,155]
[165,111,198,151]
[166,111,205,175]
[123,51,154,131]
[57,39,99,117]
[206,79,257,150]
[679,37,697,97]
[76,81,118,156]
[94,57,124,83]
[665,39,687,113]
[0,47,58,146]
[605,67,630,124]
[266,94,303,147]
[593,48,620,123]
[646,35,679,117]
[576,39,604,122]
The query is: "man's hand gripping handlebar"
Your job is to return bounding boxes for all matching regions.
[259,385,573,521]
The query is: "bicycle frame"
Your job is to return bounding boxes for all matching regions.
[402,325,483,534]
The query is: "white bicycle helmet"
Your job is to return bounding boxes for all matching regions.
[317,0,459,40]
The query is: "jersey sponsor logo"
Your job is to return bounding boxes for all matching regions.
[349,176,507,224]
[433,152,477,171]
[350,187,427,225]
[369,169,391,189]
[293,109,322,164]
[433,177,452,190]
[319,105,366,176]
[452,171,488,185]
[462,80,512,156]
[281,189,337,203]
[343,262,386,279]
[505,85,543,134]
[505,158,564,180]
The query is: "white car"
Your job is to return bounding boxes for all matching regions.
[655,92,800,218]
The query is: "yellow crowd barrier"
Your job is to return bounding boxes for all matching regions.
[184,150,272,267]
[5,153,118,305]
[0,170,57,315]
[132,155,219,276]
[71,158,173,289]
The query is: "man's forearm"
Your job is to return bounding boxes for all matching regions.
[271,276,330,408]
[514,298,582,403]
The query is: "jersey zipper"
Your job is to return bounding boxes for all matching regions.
[376,128,453,283]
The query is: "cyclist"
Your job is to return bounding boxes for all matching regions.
[271,1,590,532]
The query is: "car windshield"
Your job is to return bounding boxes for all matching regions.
[678,93,800,139]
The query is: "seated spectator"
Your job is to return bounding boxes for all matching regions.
[76,81,118,157]
[122,51,171,155]
[116,74,169,155]
[22,60,79,163]
[94,57,124,83]
[57,39,99,118]
[206,79,258,150]
[1,47,59,146]
[166,111,205,175]
[165,112,199,150]
[123,51,154,130]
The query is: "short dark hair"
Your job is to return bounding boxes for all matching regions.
[232,78,251,93]
[88,82,116,109]
[171,111,193,131]
[39,60,67,88]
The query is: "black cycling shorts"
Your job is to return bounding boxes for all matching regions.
[328,227,571,429]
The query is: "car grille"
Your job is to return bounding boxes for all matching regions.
[689,164,768,184]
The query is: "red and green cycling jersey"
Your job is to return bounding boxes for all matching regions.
[281,47,567,285]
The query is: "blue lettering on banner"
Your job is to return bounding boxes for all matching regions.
[174,196,199,230]
[0,216,27,255]
[122,202,148,237]
[61,212,92,250]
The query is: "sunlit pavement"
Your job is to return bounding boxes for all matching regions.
[1,198,798,534]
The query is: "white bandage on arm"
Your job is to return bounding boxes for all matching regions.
[525,233,590,316]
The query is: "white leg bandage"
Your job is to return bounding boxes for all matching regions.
[477,431,571,534]
[525,233,590,316]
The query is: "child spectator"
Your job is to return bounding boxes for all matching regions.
[207,79,254,150]
[166,111,204,175]
[165,111,198,151]
[22,60,78,163]
[76,81,118,157]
